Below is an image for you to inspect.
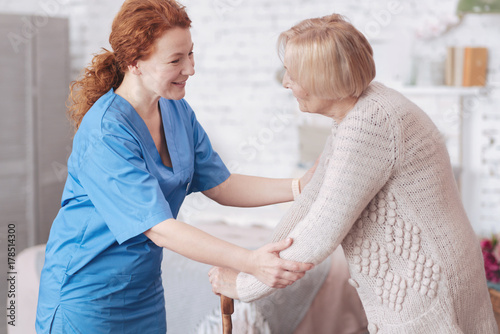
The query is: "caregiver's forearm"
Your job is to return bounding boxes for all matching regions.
[145,218,251,270]
[144,218,313,288]
[202,174,295,207]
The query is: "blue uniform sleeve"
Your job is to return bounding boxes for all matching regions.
[79,129,174,244]
[187,103,230,193]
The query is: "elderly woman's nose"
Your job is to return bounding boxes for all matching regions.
[282,72,291,88]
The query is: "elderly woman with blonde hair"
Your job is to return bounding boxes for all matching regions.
[209,14,498,334]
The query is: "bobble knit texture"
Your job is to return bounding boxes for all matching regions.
[237,82,498,334]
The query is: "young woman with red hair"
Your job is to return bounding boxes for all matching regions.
[35,1,314,332]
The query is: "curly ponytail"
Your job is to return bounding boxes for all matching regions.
[67,49,123,130]
[67,0,191,131]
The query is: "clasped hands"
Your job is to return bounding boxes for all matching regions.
[208,237,314,299]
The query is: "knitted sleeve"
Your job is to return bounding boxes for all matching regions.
[237,101,400,302]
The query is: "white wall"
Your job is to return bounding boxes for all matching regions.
[2,0,500,234]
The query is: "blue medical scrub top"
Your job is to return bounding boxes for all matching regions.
[35,89,230,333]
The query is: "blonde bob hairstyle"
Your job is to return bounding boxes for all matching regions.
[278,14,376,100]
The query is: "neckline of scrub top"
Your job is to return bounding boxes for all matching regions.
[159,100,175,172]
[111,90,177,174]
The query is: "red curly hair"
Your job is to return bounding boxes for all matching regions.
[67,0,191,130]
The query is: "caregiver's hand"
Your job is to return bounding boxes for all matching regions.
[299,156,320,191]
[245,238,314,288]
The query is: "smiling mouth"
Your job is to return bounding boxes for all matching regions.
[173,80,187,85]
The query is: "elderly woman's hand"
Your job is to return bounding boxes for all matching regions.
[208,267,239,299]
[209,238,313,298]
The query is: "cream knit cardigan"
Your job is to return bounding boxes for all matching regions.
[237,82,498,334]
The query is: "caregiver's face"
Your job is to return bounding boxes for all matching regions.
[282,47,335,116]
[137,27,195,100]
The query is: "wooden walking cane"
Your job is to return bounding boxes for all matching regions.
[220,295,234,334]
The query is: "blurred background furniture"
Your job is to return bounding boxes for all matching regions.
[0,13,71,249]
[489,288,500,330]
[0,13,71,332]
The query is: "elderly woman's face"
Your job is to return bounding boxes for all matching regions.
[282,48,336,117]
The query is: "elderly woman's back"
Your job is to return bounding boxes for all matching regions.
[338,83,494,333]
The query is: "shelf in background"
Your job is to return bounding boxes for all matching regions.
[394,85,485,96]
